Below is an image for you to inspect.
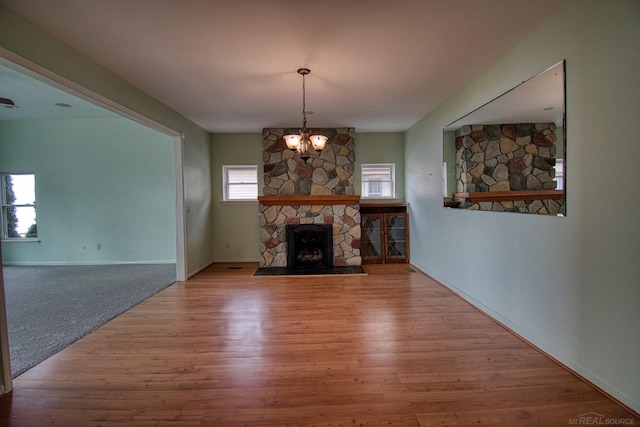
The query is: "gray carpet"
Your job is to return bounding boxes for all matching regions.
[2,264,176,378]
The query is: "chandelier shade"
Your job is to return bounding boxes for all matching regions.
[284,134,303,150]
[309,134,328,150]
[284,68,327,162]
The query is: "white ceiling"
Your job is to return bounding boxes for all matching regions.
[445,61,565,130]
[0,63,118,121]
[0,0,568,132]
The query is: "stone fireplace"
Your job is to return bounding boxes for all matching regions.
[258,128,361,269]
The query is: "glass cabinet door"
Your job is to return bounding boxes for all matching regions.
[361,214,383,263]
[360,205,409,264]
[385,213,407,262]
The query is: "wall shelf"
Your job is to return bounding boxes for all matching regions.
[453,190,564,203]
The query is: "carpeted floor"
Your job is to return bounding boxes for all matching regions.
[2,264,176,378]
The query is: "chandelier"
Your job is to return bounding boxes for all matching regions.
[283,68,328,163]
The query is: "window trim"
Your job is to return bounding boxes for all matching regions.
[361,163,396,199]
[222,165,258,202]
[1,172,39,242]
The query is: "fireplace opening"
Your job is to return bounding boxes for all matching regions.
[286,224,333,271]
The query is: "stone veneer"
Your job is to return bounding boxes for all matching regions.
[258,200,361,267]
[259,127,361,268]
[263,128,356,195]
[455,123,565,215]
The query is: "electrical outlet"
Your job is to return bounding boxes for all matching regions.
[226,242,230,249]
[82,244,86,250]
[96,243,102,250]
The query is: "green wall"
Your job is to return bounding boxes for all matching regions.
[210,133,263,262]
[442,130,456,197]
[405,0,640,411]
[0,118,176,264]
[5,0,637,411]
[209,132,406,262]
[355,132,405,200]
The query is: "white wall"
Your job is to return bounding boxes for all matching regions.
[405,0,640,411]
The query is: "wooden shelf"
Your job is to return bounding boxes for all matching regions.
[360,202,408,214]
[258,195,360,206]
[361,210,409,264]
[453,190,564,203]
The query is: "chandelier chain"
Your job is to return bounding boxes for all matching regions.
[283,68,327,163]
[301,71,307,131]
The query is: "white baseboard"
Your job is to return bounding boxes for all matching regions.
[2,260,176,266]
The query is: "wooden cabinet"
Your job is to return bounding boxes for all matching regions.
[360,203,409,264]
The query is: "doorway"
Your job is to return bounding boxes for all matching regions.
[0,58,186,391]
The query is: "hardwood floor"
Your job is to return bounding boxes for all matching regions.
[0,263,636,426]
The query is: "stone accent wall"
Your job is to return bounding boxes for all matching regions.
[263,128,356,196]
[258,202,361,267]
[455,123,565,215]
[259,127,360,268]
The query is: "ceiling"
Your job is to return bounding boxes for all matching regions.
[445,61,565,130]
[0,0,568,132]
[0,63,119,121]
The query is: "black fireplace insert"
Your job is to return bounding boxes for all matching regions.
[286,224,333,271]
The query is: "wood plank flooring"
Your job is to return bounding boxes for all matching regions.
[0,263,637,426]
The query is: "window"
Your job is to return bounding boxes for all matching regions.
[362,164,395,198]
[555,159,564,190]
[223,165,258,201]
[1,173,38,240]
[368,181,382,196]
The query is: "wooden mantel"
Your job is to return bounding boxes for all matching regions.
[258,195,361,206]
[453,190,564,203]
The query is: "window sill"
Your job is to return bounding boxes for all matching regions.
[1,238,41,243]
[221,200,258,205]
[361,197,400,201]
